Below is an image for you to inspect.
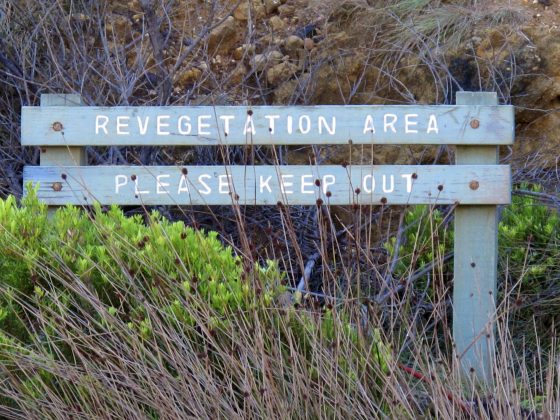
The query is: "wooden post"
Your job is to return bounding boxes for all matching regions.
[39,94,85,215]
[453,92,498,385]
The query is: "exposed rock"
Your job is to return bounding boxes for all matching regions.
[211,54,223,66]
[267,61,298,86]
[233,44,255,61]
[264,0,281,15]
[208,16,239,54]
[233,47,244,61]
[272,78,303,104]
[229,63,248,85]
[278,4,295,17]
[233,3,249,21]
[268,50,284,64]
[269,16,286,31]
[272,36,285,47]
[511,26,560,166]
[175,67,202,89]
[284,35,304,56]
[259,33,285,47]
[252,54,268,72]
[303,37,314,50]
[233,1,266,21]
[251,50,284,72]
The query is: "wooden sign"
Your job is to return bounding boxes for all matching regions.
[21,105,514,146]
[21,93,514,387]
[25,165,510,206]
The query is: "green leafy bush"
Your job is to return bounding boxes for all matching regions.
[499,184,560,287]
[0,188,282,341]
[0,189,392,417]
[384,204,452,288]
[385,184,560,297]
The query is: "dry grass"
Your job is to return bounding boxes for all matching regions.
[1,193,559,418]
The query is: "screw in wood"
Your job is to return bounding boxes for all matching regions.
[469,180,480,190]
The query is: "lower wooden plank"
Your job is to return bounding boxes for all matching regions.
[23,165,511,206]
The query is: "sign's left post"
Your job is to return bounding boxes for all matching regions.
[39,94,85,216]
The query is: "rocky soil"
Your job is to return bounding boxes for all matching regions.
[0,0,559,193]
[117,0,559,169]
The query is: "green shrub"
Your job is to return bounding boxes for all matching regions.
[384,204,452,295]
[0,189,392,417]
[385,184,560,298]
[0,188,282,341]
[499,184,559,287]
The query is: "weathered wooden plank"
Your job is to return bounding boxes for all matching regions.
[453,92,500,386]
[21,105,514,146]
[23,165,511,206]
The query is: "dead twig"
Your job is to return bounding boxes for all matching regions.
[375,252,454,304]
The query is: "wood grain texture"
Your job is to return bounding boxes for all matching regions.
[453,92,499,386]
[21,105,514,146]
[24,164,511,206]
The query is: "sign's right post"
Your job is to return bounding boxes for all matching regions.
[453,92,500,385]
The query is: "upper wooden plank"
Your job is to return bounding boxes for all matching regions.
[21,105,514,146]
